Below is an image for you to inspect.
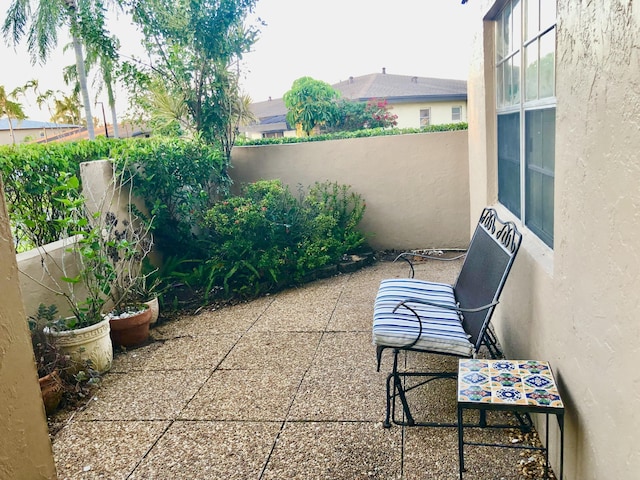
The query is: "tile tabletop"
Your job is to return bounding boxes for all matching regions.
[457,359,564,410]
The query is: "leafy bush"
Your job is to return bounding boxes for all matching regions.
[199,180,367,299]
[113,137,230,260]
[0,138,113,250]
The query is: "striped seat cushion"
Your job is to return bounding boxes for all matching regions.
[373,278,474,357]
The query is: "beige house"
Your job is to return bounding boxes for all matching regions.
[242,70,468,139]
[0,119,80,145]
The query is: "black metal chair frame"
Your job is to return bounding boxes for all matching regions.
[374,207,523,428]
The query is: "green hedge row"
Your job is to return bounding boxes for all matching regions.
[236,122,468,147]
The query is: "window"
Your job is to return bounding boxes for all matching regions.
[420,108,431,127]
[263,131,284,138]
[496,0,556,247]
[452,106,462,121]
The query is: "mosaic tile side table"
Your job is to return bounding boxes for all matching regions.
[457,359,564,480]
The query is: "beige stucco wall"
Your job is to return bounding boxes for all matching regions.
[17,236,85,320]
[391,100,468,129]
[0,179,57,479]
[467,1,640,479]
[231,131,470,250]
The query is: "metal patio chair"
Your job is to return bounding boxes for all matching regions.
[373,207,522,427]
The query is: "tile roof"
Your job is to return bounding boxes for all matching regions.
[334,73,467,102]
[248,73,468,125]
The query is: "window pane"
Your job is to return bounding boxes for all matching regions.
[504,2,512,54]
[452,107,461,121]
[525,0,539,40]
[539,29,555,98]
[496,62,505,107]
[525,41,539,101]
[540,0,557,30]
[420,109,430,127]
[525,108,555,247]
[509,52,521,104]
[512,0,522,52]
[496,14,505,62]
[498,112,521,217]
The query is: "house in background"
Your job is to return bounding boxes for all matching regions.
[0,119,80,145]
[241,70,468,139]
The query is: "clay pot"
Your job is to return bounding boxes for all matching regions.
[39,369,64,414]
[108,305,152,347]
[45,318,113,374]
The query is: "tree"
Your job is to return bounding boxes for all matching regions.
[3,0,121,141]
[283,77,340,136]
[125,0,260,155]
[51,94,82,124]
[0,85,26,144]
[325,98,398,133]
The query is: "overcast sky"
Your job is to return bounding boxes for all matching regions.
[0,0,476,121]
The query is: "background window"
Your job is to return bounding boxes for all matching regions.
[495,0,556,248]
[420,108,431,127]
[452,106,462,121]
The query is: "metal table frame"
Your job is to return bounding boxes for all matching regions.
[457,359,564,480]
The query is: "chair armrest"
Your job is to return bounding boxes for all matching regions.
[393,251,466,278]
[392,298,499,315]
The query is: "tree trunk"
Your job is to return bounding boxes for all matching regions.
[106,81,119,138]
[72,34,95,140]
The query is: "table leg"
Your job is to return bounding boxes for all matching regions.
[458,405,465,479]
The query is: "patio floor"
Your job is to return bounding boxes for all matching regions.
[50,258,553,479]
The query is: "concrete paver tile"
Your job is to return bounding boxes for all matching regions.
[140,333,240,370]
[152,296,273,339]
[78,370,207,421]
[180,368,303,421]
[130,421,280,480]
[53,420,169,479]
[262,421,402,480]
[219,331,321,372]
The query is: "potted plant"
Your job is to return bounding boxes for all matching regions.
[16,175,115,374]
[99,210,155,347]
[28,304,69,414]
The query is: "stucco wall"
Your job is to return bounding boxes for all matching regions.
[231,131,470,251]
[467,1,640,479]
[17,236,85,320]
[0,180,57,479]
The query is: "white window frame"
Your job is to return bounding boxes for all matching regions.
[495,0,556,247]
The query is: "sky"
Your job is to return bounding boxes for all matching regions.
[0,0,476,121]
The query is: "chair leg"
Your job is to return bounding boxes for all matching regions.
[383,349,415,427]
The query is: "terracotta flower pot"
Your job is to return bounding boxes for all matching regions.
[108,305,152,347]
[39,369,64,414]
[45,318,113,374]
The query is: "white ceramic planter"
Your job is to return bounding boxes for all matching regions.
[144,297,160,324]
[45,317,113,374]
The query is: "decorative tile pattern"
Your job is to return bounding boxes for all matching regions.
[458,359,564,409]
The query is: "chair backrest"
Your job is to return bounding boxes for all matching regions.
[454,208,522,352]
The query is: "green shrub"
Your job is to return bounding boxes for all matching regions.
[0,138,114,250]
[200,180,367,299]
[112,137,230,260]
[236,122,468,146]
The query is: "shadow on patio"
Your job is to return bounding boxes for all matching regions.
[50,258,552,479]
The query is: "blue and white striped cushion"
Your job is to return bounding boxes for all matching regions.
[373,278,474,357]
